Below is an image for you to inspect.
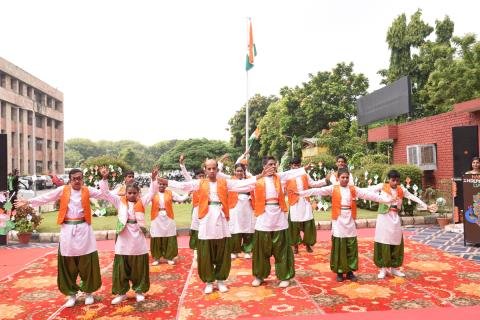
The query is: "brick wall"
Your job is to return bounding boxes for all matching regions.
[368,98,480,192]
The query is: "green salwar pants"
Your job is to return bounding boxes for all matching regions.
[252,229,295,281]
[288,217,317,246]
[57,250,101,296]
[228,233,254,254]
[373,238,404,268]
[112,254,150,295]
[330,236,358,273]
[150,236,178,260]
[189,229,198,250]
[197,238,231,283]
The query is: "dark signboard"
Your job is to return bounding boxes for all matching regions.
[463,174,480,245]
[357,76,412,126]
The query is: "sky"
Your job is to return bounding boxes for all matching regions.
[1,0,478,146]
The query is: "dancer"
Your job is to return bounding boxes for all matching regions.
[286,157,326,254]
[150,175,189,266]
[298,167,392,282]
[113,170,135,196]
[326,155,354,185]
[158,159,274,294]
[179,155,204,253]
[227,163,255,259]
[250,156,310,288]
[99,172,156,304]
[369,169,437,279]
[15,168,111,307]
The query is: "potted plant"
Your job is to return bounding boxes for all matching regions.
[435,197,450,229]
[12,205,42,244]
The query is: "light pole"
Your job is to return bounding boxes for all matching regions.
[285,135,294,158]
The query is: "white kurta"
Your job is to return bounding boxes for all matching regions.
[168,177,258,240]
[99,180,154,255]
[255,168,308,231]
[229,193,255,234]
[289,175,326,222]
[299,186,391,238]
[150,190,188,237]
[370,183,427,245]
[29,185,107,256]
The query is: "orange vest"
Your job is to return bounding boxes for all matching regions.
[331,185,357,220]
[198,178,229,220]
[228,177,254,209]
[151,190,174,220]
[192,190,200,207]
[382,183,404,199]
[254,176,288,216]
[120,197,145,213]
[58,185,91,225]
[286,175,310,205]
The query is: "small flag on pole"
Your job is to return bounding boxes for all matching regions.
[247,128,260,149]
[246,19,257,71]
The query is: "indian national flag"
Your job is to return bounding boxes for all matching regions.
[247,128,260,149]
[246,19,257,71]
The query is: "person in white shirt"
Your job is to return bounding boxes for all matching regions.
[286,157,326,254]
[15,168,111,308]
[149,175,189,266]
[298,167,392,282]
[227,163,256,259]
[100,177,156,305]
[369,170,437,279]
[157,159,273,294]
[250,156,311,288]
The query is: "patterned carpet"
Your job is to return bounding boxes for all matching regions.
[178,239,480,319]
[0,249,192,320]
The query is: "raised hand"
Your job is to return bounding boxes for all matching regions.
[304,162,315,170]
[151,166,159,180]
[179,154,185,165]
[14,199,29,208]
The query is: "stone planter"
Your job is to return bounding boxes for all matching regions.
[17,232,32,244]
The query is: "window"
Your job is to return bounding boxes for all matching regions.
[36,160,43,174]
[11,107,17,121]
[27,87,33,98]
[27,135,31,149]
[11,132,15,147]
[35,137,43,151]
[47,118,52,127]
[54,141,59,149]
[54,120,60,129]
[35,115,43,128]
[47,140,52,148]
[48,161,52,170]
[406,144,437,170]
[1,101,5,118]
[0,72,5,88]
[27,112,33,125]
[19,110,23,123]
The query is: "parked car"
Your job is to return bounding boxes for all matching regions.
[59,174,69,184]
[43,175,54,189]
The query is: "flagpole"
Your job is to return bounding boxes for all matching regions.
[245,17,250,154]
[246,66,249,154]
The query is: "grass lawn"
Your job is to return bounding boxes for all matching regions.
[37,204,432,232]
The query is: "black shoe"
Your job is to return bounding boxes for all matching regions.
[293,245,299,254]
[336,273,344,282]
[306,245,313,253]
[346,271,358,282]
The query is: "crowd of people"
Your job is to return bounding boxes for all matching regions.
[14,153,439,308]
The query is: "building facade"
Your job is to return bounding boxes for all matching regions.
[368,98,480,193]
[0,56,64,175]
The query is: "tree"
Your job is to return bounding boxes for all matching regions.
[157,139,235,171]
[65,138,102,160]
[256,62,368,161]
[64,149,84,168]
[228,94,277,172]
[318,119,366,159]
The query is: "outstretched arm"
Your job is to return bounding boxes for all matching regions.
[298,185,333,197]
[402,187,437,212]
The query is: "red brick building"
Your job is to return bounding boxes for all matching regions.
[368,98,480,193]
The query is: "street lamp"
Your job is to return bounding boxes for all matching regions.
[285,135,294,158]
